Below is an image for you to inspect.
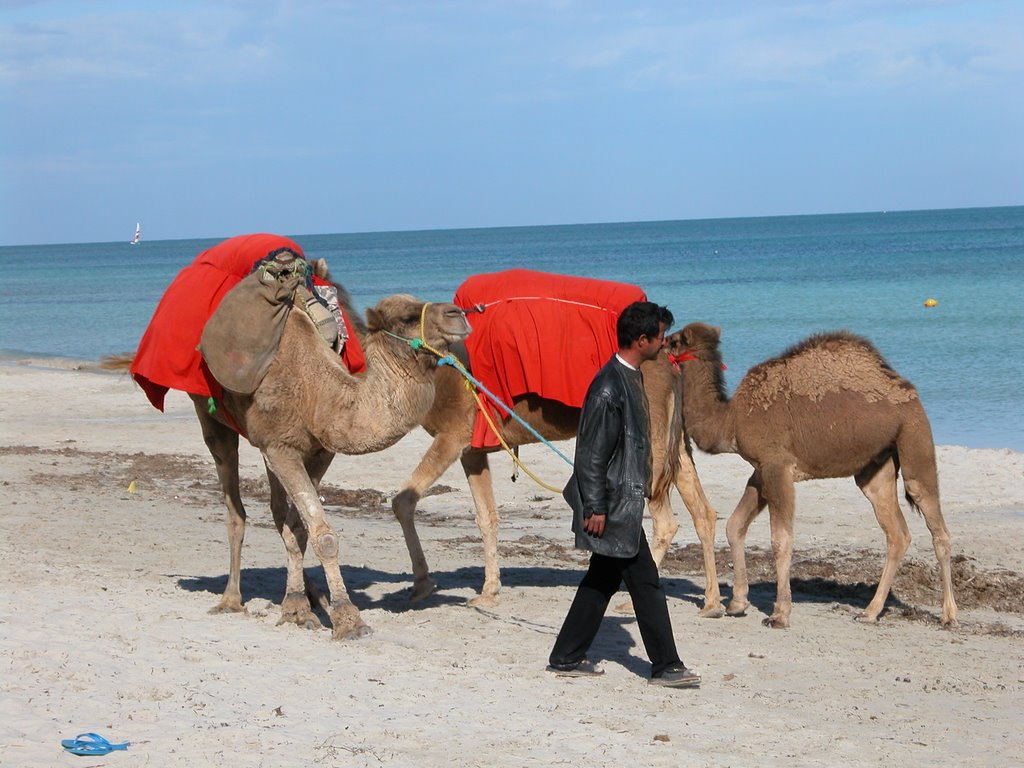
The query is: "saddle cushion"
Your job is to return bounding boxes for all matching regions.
[131,233,365,411]
[197,259,306,395]
[453,269,646,448]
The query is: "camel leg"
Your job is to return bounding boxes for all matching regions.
[263,445,370,640]
[613,485,682,615]
[266,460,322,630]
[461,450,502,607]
[615,384,685,615]
[192,397,247,614]
[392,432,467,602]
[902,474,958,627]
[725,470,767,617]
[304,450,336,615]
[855,457,911,623]
[761,464,797,629]
[617,448,724,618]
[672,447,725,617]
[647,484,678,568]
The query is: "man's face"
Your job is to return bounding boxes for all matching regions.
[637,323,667,362]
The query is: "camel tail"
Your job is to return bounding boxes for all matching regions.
[99,352,136,372]
[651,375,684,504]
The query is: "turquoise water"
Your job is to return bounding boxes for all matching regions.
[1,206,1021,450]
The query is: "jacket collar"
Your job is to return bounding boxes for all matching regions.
[614,353,638,371]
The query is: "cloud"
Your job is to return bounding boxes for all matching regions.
[557,1,1023,96]
[0,4,283,86]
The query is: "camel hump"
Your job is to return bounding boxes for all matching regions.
[741,331,920,408]
[774,330,886,364]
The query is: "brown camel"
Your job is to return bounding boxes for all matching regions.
[669,323,958,628]
[108,285,471,640]
[391,349,726,616]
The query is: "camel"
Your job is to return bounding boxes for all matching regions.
[108,274,471,640]
[391,349,726,616]
[668,323,958,628]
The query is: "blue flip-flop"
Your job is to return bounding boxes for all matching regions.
[61,732,130,756]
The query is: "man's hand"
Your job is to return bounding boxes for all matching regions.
[584,513,606,537]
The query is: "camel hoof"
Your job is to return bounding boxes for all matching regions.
[409,578,438,603]
[698,604,727,619]
[209,601,246,615]
[333,623,373,641]
[277,611,323,630]
[855,613,881,625]
[762,615,789,629]
[278,616,322,631]
[328,601,370,640]
[468,593,499,608]
[278,592,323,630]
[725,602,748,617]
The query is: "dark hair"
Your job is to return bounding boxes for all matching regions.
[616,301,673,347]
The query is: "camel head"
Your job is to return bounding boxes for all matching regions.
[366,294,471,360]
[668,323,721,361]
[668,324,728,398]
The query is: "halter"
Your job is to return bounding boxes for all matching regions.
[669,349,727,372]
[381,302,439,355]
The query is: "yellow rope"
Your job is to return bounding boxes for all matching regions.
[467,386,564,493]
[418,303,565,494]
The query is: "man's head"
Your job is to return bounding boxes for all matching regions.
[617,301,673,363]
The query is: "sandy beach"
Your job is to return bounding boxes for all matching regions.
[1,358,1021,768]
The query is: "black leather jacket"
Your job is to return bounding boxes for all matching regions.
[563,355,652,558]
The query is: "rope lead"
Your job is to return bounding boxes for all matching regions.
[435,356,574,493]
[389,304,574,494]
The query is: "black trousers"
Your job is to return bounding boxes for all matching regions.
[549,532,682,678]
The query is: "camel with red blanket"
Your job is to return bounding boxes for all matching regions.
[392,270,725,617]
[107,234,471,640]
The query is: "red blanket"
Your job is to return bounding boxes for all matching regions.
[453,269,646,448]
[131,233,366,412]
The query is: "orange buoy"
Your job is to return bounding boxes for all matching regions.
[924,298,938,308]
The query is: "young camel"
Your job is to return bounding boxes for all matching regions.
[109,286,471,640]
[392,348,726,617]
[669,323,958,628]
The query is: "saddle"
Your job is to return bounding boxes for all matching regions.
[453,269,646,448]
[199,249,346,394]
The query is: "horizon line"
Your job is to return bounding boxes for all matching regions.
[2,203,1021,249]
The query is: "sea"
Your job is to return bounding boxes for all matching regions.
[1,206,1021,451]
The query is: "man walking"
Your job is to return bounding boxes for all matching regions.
[547,301,700,689]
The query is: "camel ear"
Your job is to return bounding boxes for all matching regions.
[365,307,382,332]
[311,258,331,280]
[711,325,722,341]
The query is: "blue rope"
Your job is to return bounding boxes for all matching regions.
[436,355,575,468]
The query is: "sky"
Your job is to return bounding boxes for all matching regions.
[1,0,1022,246]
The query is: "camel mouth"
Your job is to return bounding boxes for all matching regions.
[419,309,471,350]
[441,326,472,345]
[442,311,473,343]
